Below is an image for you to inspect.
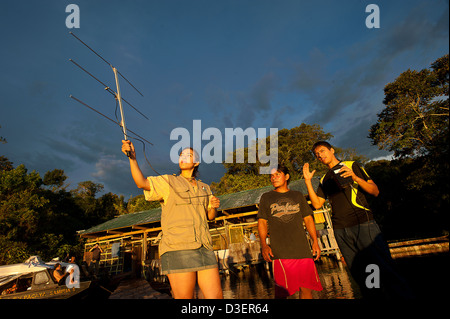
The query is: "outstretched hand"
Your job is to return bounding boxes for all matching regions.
[302,163,316,180]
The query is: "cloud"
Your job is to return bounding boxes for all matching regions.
[289,48,329,95]
[212,72,280,128]
[270,105,295,129]
[369,154,395,162]
[291,1,448,149]
[89,151,223,197]
[91,155,135,195]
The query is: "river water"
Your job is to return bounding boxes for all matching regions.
[219,256,361,299]
[217,253,449,299]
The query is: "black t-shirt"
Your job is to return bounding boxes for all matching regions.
[316,161,374,229]
[257,190,314,259]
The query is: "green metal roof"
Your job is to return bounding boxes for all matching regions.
[80,208,162,236]
[79,178,319,237]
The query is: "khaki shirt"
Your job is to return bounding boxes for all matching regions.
[144,174,214,256]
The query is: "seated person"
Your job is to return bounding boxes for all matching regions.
[53,263,68,285]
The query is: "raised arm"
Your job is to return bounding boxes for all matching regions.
[302,163,326,209]
[122,140,150,191]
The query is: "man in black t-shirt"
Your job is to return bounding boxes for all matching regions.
[316,160,375,229]
[303,141,413,299]
[258,165,322,299]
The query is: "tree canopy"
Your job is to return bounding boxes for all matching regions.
[212,123,368,194]
[0,162,127,264]
[367,54,449,238]
[369,55,449,158]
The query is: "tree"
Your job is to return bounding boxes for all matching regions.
[369,54,449,196]
[369,55,449,158]
[74,181,104,198]
[127,194,160,213]
[365,158,448,239]
[98,192,127,221]
[367,55,449,238]
[43,169,68,191]
[0,165,48,242]
[0,238,29,265]
[0,156,13,171]
[0,161,119,264]
[212,123,364,194]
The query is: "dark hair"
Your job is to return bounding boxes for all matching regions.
[272,163,290,184]
[311,141,333,154]
[179,147,200,178]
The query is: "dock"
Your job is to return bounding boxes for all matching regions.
[108,278,171,299]
[388,235,449,258]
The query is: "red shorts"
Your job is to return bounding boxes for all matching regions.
[273,258,323,297]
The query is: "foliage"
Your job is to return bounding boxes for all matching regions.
[369,55,449,158]
[0,237,29,265]
[367,54,449,239]
[127,194,160,213]
[0,156,13,171]
[0,165,48,243]
[211,173,271,195]
[212,123,366,194]
[366,158,449,240]
[0,161,129,265]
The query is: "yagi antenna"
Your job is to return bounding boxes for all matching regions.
[69,32,144,97]
[69,59,149,120]
[69,95,153,146]
[69,32,151,156]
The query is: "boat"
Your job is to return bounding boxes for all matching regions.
[0,256,91,299]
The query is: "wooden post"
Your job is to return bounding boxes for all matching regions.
[142,232,147,278]
[142,232,147,261]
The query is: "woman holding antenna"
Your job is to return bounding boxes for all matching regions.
[122,140,223,299]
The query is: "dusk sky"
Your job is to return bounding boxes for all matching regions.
[1,0,448,199]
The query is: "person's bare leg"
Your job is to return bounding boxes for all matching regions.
[197,268,223,299]
[299,287,313,299]
[167,272,197,299]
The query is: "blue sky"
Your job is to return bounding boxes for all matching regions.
[1,0,448,198]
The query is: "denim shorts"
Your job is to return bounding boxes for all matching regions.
[160,246,218,275]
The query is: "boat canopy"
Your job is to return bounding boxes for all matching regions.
[0,256,54,280]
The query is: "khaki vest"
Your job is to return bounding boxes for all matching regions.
[144,175,213,256]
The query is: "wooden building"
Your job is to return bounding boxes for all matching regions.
[78,178,341,279]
